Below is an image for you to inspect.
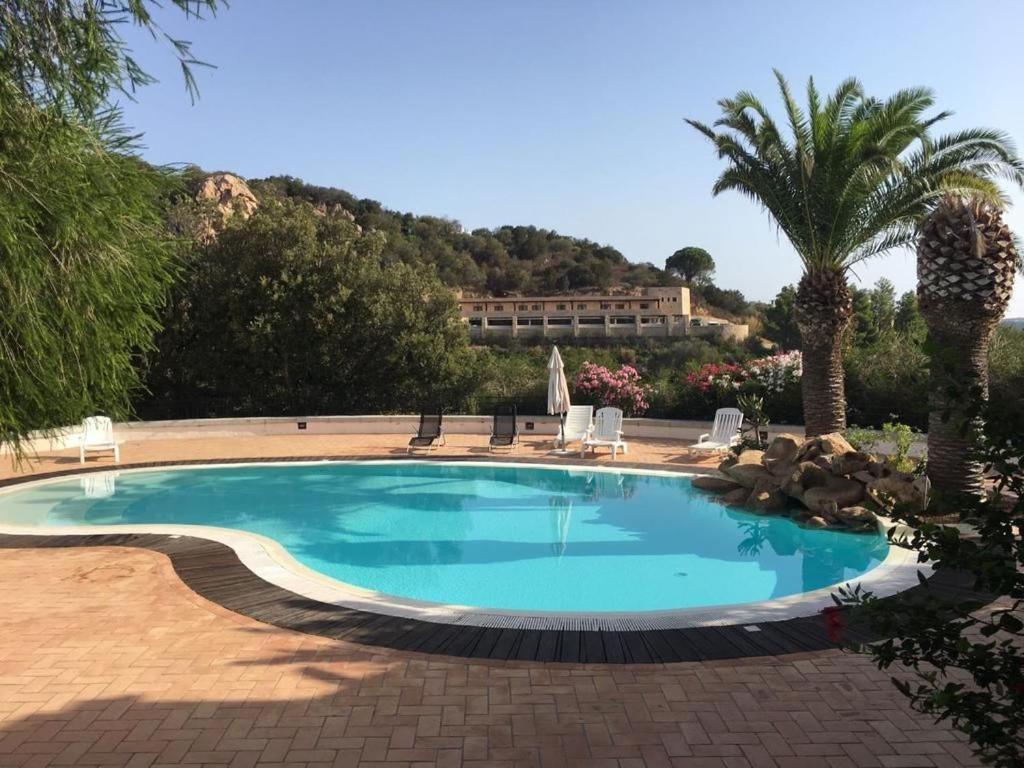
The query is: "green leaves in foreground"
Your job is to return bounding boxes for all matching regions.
[836,414,1024,767]
[0,79,178,455]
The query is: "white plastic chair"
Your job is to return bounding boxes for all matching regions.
[582,407,628,459]
[689,407,743,455]
[79,416,120,464]
[555,405,593,451]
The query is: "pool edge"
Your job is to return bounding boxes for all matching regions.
[0,457,920,632]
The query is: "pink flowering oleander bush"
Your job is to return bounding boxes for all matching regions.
[681,351,803,423]
[573,362,650,417]
[685,362,748,393]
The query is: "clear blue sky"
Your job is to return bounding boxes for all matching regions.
[120,0,1024,316]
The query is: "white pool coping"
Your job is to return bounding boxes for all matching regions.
[0,459,925,631]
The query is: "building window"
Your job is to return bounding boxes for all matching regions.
[468,318,482,326]
[577,303,587,309]
[600,302,611,310]
[548,317,572,326]
[612,316,635,325]
[472,304,484,312]
[518,303,528,310]
[488,317,512,327]
[519,317,544,326]
[531,303,541,310]
[615,303,625,309]
[639,303,649,309]
[578,316,605,325]
[494,304,504,311]
[556,303,567,310]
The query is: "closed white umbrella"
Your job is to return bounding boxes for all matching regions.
[547,345,571,451]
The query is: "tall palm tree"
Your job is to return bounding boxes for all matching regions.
[917,196,1018,504]
[688,72,1023,436]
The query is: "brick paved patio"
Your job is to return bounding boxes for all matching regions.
[0,435,975,767]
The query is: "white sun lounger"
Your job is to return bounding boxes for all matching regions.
[555,405,593,452]
[689,407,743,455]
[79,416,121,464]
[582,407,628,459]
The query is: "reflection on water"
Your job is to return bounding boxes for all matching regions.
[0,463,889,613]
[80,473,117,499]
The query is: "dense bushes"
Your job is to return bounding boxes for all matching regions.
[139,199,477,418]
[245,176,672,296]
[447,326,1024,430]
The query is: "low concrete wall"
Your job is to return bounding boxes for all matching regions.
[16,414,803,447]
[2,414,927,456]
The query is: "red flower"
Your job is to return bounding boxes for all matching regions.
[821,605,848,643]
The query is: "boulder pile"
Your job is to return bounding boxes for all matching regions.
[692,432,928,532]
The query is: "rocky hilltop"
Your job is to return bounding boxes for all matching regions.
[192,172,259,241]
[692,432,929,532]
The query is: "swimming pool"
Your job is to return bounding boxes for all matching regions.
[0,461,890,615]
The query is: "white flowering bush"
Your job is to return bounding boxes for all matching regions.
[744,351,803,393]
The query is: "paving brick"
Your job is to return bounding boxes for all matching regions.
[0,442,987,768]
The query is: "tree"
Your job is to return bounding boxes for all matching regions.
[895,290,926,340]
[0,1,219,455]
[762,285,801,350]
[871,278,897,335]
[0,1,218,119]
[666,247,715,284]
[838,404,1024,768]
[144,200,477,416]
[688,71,1023,435]
[917,196,1018,505]
[850,287,879,346]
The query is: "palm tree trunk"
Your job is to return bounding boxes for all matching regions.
[798,324,848,436]
[921,309,997,505]
[795,271,852,437]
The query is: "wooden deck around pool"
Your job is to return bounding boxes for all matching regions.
[0,526,990,664]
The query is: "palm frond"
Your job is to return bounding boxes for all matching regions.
[687,73,1024,274]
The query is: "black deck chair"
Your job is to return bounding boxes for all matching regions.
[489,404,518,452]
[407,410,444,453]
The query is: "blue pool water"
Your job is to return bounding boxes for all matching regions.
[0,462,889,613]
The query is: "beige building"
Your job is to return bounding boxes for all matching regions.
[458,286,748,341]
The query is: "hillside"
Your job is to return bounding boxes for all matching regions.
[1003,318,1024,329]
[244,175,678,296]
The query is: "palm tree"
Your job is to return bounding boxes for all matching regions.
[688,72,1023,436]
[917,196,1018,504]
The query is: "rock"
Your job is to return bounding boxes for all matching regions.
[763,434,801,470]
[782,479,806,502]
[193,172,259,242]
[719,487,752,506]
[813,454,836,472]
[868,458,890,478]
[797,432,855,462]
[718,455,738,473]
[834,506,879,532]
[750,477,787,511]
[692,475,743,493]
[723,462,775,489]
[833,451,873,476]
[852,470,875,485]
[735,449,765,466]
[791,461,831,490]
[866,473,928,511]
[803,477,865,515]
[780,461,830,503]
[767,459,798,479]
[818,432,856,456]
[806,516,829,528]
